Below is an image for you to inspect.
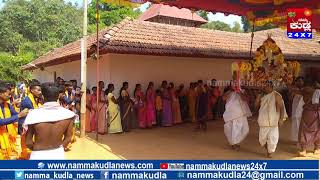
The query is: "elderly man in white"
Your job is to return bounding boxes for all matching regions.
[223,83,252,151]
[255,81,287,158]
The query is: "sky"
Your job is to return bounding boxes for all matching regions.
[0,0,242,27]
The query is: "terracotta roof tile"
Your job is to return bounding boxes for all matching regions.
[22,18,320,70]
[138,4,207,23]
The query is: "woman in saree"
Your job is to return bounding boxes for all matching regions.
[177,84,188,122]
[89,87,97,132]
[207,85,214,121]
[97,81,107,134]
[210,79,221,120]
[85,89,91,132]
[119,82,134,132]
[196,80,208,131]
[134,84,148,128]
[188,83,197,122]
[146,82,156,126]
[161,83,173,127]
[106,84,123,134]
[169,82,182,124]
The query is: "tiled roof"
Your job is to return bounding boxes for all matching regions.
[138,4,207,23]
[22,28,110,70]
[22,18,320,70]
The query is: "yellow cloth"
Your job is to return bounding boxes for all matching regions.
[20,94,42,159]
[19,134,31,160]
[2,102,17,145]
[28,94,42,108]
[156,96,162,111]
[6,99,19,135]
[0,102,15,159]
[64,91,76,146]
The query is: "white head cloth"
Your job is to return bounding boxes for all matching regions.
[23,102,75,130]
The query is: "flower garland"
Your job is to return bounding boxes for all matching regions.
[231,62,253,74]
[231,35,301,85]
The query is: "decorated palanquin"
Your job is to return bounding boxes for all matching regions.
[232,35,300,87]
[231,35,301,113]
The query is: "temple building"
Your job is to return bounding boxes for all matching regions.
[138,4,207,27]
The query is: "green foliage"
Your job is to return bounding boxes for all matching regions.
[0,0,141,82]
[88,22,107,34]
[241,16,276,32]
[201,21,232,31]
[0,0,82,82]
[197,10,209,21]
[0,52,32,82]
[88,0,141,27]
[201,20,243,32]
[0,0,82,55]
[232,22,242,33]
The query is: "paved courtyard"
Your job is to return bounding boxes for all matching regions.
[66,118,320,160]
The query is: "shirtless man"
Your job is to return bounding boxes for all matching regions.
[24,83,75,160]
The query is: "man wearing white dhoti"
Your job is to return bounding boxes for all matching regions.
[23,83,75,160]
[256,81,288,158]
[223,87,252,151]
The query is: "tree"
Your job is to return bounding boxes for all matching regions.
[197,10,209,21]
[241,16,251,33]
[0,0,82,82]
[0,0,82,55]
[88,0,141,28]
[241,16,276,32]
[0,52,32,82]
[232,22,242,32]
[0,0,142,82]
[201,21,232,32]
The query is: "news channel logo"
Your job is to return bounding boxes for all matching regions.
[160,163,185,169]
[15,170,24,180]
[287,8,312,39]
[100,171,109,179]
[38,162,45,169]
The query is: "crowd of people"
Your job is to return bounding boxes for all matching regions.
[0,79,76,160]
[0,76,319,159]
[84,79,224,135]
[221,77,320,158]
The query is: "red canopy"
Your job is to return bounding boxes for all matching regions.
[147,0,320,30]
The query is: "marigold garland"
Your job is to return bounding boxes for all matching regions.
[231,35,301,85]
